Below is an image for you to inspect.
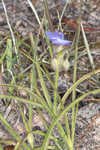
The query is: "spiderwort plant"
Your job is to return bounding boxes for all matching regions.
[45,31,72,115]
[45,31,72,72]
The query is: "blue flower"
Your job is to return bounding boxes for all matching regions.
[45,31,72,46]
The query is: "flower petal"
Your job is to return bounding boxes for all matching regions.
[51,38,72,46]
[45,31,72,46]
[45,31,64,40]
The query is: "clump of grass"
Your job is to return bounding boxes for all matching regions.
[0,0,100,150]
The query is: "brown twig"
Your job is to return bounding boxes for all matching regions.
[44,0,54,31]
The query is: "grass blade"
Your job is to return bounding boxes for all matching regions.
[58,69,100,111]
[36,61,52,109]
[6,39,13,71]
[42,88,100,150]
[81,23,95,69]
[0,113,30,150]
